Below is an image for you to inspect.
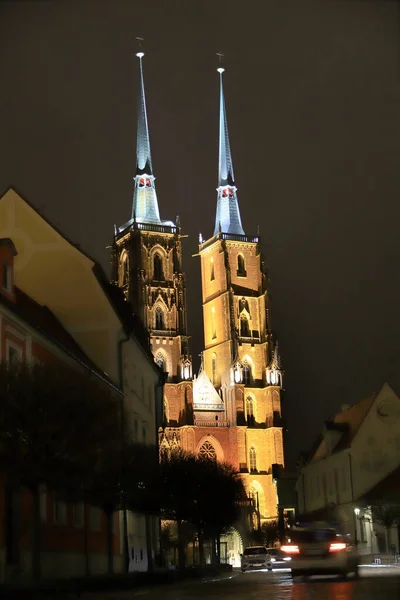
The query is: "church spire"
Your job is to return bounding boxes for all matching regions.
[214,66,245,237]
[131,52,161,224]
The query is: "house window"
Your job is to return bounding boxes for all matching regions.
[73,502,84,528]
[90,506,101,532]
[210,257,215,281]
[341,468,347,491]
[53,494,67,525]
[142,423,147,443]
[242,362,251,386]
[199,441,217,460]
[39,484,47,522]
[2,263,11,291]
[7,344,21,365]
[153,253,164,280]
[155,307,165,330]
[249,446,257,472]
[237,254,246,277]
[212,353,217,384]
[240,315,251,337]
[360,518,366,543]
[316,476,321,497]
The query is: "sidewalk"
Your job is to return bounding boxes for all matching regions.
[359,553,400,568]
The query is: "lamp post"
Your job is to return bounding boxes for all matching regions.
[354,507,360,546]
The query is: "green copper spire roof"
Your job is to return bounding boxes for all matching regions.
[214,67,245,237]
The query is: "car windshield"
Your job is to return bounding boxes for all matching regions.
[290,529,339,543]
[244,547,267,555]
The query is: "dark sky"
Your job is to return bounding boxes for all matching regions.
[1,1,400,467]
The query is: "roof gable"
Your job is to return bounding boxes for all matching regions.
[310,393,377,461]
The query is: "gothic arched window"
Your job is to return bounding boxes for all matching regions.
[212,353,217,384]
[155,306,165,330]
[153,253,164,280]
[240,315,251,338]
[250,485,266,517]
[119,252,129,287]
[237,254,246,276]
[163,399,169,424]
[155,352,165,371]
[210,257,215,281]
[239,298,250,314]
[246,396,255,426]
[199,440,217,461]
[243,362,251,386]
[249,446,257,472]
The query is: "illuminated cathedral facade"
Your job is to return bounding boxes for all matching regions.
[113,55,285,525]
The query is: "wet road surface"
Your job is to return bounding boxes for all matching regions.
[126,567,400,600]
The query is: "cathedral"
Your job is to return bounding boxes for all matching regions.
[112,53,285,530]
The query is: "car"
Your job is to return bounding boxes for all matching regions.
[266,547,293,569]
[241,546,272,573]
[281,524,359,579]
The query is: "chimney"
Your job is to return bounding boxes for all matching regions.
[0,238,17,302]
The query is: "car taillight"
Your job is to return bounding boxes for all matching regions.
[281,544,300,554]
[329,542,347,552]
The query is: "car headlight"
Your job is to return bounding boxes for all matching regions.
[271,558,276,562]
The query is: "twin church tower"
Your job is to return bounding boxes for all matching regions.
[112,53,284,523]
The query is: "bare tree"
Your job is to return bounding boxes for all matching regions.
[0,360,121,580]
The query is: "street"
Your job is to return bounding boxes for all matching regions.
[120,567,400,600]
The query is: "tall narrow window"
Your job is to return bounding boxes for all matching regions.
[249,447,257,472]
[212,353,217,384]
[240,315,251,337]
[210,257,215,281]
[237,254,246,276]
[164,399,169,423]
[246,396,255,426]
[119,252,129,287]
[155,306,165,330]
[243,362,251,386]
[153,253,164,280]
[211,306,216,340]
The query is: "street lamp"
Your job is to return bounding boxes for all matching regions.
[354,507,360,546]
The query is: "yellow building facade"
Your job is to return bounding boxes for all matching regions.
[115,57,285,526]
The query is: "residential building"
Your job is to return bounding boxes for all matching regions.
[296,383,400,556]
[0,189,164,577]
[0,237,123,580]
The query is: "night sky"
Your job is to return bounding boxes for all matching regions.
[1,1,400,467]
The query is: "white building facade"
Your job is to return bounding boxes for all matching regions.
[297,383,400,556]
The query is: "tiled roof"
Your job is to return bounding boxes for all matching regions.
[0,286,118,388]
[310,393,377,461]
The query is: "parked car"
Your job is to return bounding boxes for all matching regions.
[281,524,359,579]
[241,546,272,573]
[266,547,293,569]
